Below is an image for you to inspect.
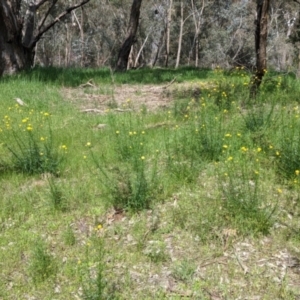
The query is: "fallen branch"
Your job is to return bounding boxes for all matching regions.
[162,77,177,89]
[80,108,105,114]
[79,79,97,88]
[149,77,177,90]
[114,108,133,112]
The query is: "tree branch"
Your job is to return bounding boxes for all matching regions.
[35,0,50,10]
[37,0,59,32]
[29,0,91,49]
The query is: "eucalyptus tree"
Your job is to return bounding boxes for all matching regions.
[116,0,143,71]
[0,0,91,76]
[250,0,270,97]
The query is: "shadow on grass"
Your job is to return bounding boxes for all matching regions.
[1,66,212,87]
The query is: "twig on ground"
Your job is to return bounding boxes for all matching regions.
[79,79,97,88]
[233,250,249,274]
[149,77,177,90]
[80,108,105,114]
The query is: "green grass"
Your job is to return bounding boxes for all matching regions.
[2,66,213,86]
[0,66,300,299]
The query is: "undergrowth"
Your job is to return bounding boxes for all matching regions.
[0,66,300,299]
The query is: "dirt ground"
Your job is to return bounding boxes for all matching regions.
[62,83,175,112]
[62,79,208,112]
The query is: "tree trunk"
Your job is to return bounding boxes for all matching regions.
[0,1,34,75]
[116,0,143,71]
[134,30,151,68]
[175,1,184,69]
[250,0,270,98]
[189,0,205,67]
[165,0,173,67]
[0,0,91,76]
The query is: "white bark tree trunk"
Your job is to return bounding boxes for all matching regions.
[175,1,184,68]
[165,0,173,67]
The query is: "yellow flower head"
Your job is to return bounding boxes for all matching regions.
[95,224,103,230]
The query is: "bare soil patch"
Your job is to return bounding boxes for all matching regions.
[61,80,210,112]
[62,83,173,112]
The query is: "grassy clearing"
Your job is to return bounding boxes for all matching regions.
[1,67,300,299]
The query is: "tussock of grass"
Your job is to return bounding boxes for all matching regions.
[0,67,300,299]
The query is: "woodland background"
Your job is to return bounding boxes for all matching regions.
[30,0,300,74]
